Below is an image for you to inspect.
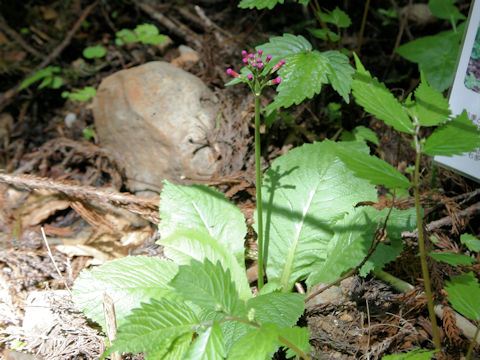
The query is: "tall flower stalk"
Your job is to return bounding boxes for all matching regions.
[226,49,285,290]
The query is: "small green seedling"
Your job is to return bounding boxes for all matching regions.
[61,86,96,102]
[115,23,166,46]
[83,45,106,59]
[19,66,63,91]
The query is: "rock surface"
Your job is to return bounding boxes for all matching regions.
[93,61,219,194]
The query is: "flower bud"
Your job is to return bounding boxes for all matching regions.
[271,77,281,85]
[257,62,263,69]
[266,54,272,63]
[226,68,239,77]
[273,59,285,72]
[247,74,253,80]
[242,57,248,64]
[257,49,263,57]
[241,50,247,57]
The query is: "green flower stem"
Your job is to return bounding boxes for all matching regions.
[413,133,441,350]
[465,324,480,360]
[255,93,264,290]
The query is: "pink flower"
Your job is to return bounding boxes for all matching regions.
[247,74,253,80]
[242,57,248,64]
[241,50,247,57]
[258,49,263,56]
[266,54,272,63]
[248,53,255,59]
[226,68,239,77]
[257,62,263,69]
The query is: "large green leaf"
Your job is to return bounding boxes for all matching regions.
[445,272,480,320]
[429,0,465,22]
[413,72,451,126]
[72,256,178,330]
[170,259,246,317]
[460,233,480,252]
[279,326,311,359]
[423,110,480,156]
[359,207,416,276]
[333,141,412,189]
[265,50,330,111]
[428,252,475,266]
[159,181,246,265]
[352,54,414,134]
[396,27,464,92]
[382,349,437,359]
[105,298,197,358]
[256,140,377,292]
[228,323,280,360]
[182,323,225,360]
[307,206,416,286]
[324,50,354,103]
[158,228,251,299]
[247,292,305,328]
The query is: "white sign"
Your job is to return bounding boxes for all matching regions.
[435,0,480,181]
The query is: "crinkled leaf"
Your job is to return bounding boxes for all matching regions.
[429,0,465,22]
[319,7,352,28]
[228,323,279,360]
[170,259,246,317]
[352,54,414,134]
[158,228,251,300]
[445,272,480,320]
[324,50,354,103]
[247,293,305,328]
[353,125,379,145]
[265,50,330,111]
[182,323,225,360]
[428,252,475,266]
[159,181,246,266]
[105,298,197,358]
[257,34,312,63]
[279,326,311,359]
[423,110,480,156]
[413,72,451,126]
[160,333,192,360]
[382,349,437,359]
[256,140,377,292]
[308,206,416,285]
[396,27,464,91]
[72,256,178,330]
[333,140,412,188]
[460,233,480,252]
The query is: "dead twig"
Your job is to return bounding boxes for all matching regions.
[0,13,41,58]
[138,2,202,50]
[402,201,480,238]
[0,172,160,224]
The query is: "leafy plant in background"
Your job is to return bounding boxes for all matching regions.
[19,65,63,91]
[349,53,480,351]
[83,45,107,59]
[396,0,466,91]
[61,86,96,102]
[115,23,166,46]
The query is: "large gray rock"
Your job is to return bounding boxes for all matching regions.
[93,61,219,194]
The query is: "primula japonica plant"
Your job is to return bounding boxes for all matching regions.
[226,48,286,290]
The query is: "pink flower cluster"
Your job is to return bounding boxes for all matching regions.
[226,49,285,87]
